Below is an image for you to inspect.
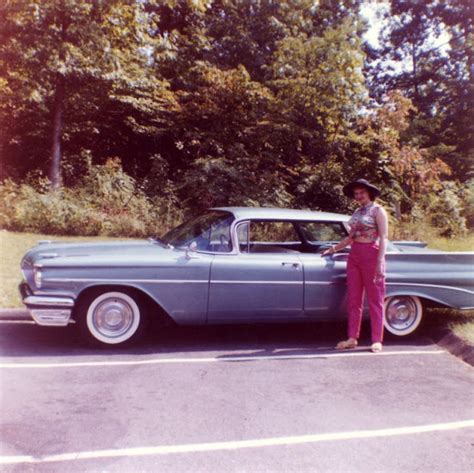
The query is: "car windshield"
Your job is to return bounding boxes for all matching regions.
[161,210,234,252]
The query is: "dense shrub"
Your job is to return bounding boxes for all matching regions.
[0,156,470,240]
[423,181,469,237]
[386,181,470,241]
[0,158,182,237]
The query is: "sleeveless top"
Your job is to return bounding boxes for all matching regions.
[348,202,381,242]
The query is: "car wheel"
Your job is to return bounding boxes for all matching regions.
[384,295,423,336]
[77,290,147,346]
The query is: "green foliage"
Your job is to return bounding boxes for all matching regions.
[0,158,180,236]
[366,0,474,180]
[424,181,469,237]
[359,91,452,206]
[0,0,176,184]
[0,0,470,239]
[461,179,474,229]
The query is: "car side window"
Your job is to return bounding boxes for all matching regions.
[298,222,347,244]
[207,218,233,253]
[238,220,302,253]
[162,210,234,252]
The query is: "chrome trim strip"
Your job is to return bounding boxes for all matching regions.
[38,253,59,258]
[234,220,250,255]
[36,280,474,294]
[43,278,333,286]
[46,278,306,285]
[386,282,474,295]
[33,291,75,297]
[211,280,302,284]
[43,278,208,284]
[391,251,474,255]
[24,296,75,307]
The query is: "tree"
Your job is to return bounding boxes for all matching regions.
[365,0,473,180]
[145,0,369,212]
[0,0,175,187]
[361,90,452,217]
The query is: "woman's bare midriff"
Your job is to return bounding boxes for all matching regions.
[352,237,378,243]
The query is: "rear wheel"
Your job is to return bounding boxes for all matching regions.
[77,290,148,346]
[384,295,423,336]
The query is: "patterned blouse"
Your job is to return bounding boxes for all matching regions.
[348,201,381,242]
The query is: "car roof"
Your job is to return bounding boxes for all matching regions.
[211,206,350,222]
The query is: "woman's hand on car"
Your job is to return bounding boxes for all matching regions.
[321,246,335,257]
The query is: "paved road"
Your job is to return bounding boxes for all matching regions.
[0,319,473,472]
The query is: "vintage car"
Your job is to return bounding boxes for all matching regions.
[19,207,474,346]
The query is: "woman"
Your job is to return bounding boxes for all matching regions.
[321,178,389,353]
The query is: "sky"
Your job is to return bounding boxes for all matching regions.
[360,1,388,48]
[360,0,452,79]
[360,0,452,51]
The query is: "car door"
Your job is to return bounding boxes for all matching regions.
[296,221,350,318]
[155,209,234,324]
[149,251,215,325]
[207,220,304,321]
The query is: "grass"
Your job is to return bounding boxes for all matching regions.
[418,233,474,344]
[424,234,474,252]
[1,229,473,344]
[427,308,474,344]
[0,229,136,308]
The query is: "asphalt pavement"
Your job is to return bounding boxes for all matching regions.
[0,318,473,472]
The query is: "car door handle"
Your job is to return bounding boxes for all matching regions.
[281,262,301,269]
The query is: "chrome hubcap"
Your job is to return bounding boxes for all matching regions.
[92,298,134,338]
[386,297,418,331]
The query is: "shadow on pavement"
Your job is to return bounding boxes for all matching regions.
[0,316,438,359]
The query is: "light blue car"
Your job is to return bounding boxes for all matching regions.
[19,207,474,346]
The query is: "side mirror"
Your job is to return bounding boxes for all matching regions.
[185,241,199,260]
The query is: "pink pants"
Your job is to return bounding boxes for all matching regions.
[346,241,386,343]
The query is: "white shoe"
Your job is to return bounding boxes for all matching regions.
[371,342,382,353]
[335,338,358,350]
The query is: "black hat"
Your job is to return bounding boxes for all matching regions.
[343,178,381,199]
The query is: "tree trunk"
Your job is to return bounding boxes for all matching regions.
[411,42,419,102]
[49,73,64,188]
[49,0,67,189]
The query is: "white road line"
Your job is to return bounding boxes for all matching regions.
[1,419,473,465]
[0,349,446,369]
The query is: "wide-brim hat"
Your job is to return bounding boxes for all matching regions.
[343,178,381,198]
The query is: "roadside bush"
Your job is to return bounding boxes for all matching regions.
[424,182,468,237]
[0,158,181,237]
[461,179,474,229]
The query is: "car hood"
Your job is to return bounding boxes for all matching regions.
[21,239,176,268]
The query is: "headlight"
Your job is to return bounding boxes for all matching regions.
[34,268,42,288]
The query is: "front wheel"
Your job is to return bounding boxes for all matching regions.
[77,290,147,346]
[384,295,423,336]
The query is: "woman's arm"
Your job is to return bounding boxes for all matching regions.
[374,207,388,279]
[321,229,354,256]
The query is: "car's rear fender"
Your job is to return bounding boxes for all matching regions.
[385,287,474,310]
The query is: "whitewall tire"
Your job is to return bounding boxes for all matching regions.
[384,295,423,336]
[78,290,146,346]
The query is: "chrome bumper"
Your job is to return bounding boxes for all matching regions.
[24,295,75,327]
